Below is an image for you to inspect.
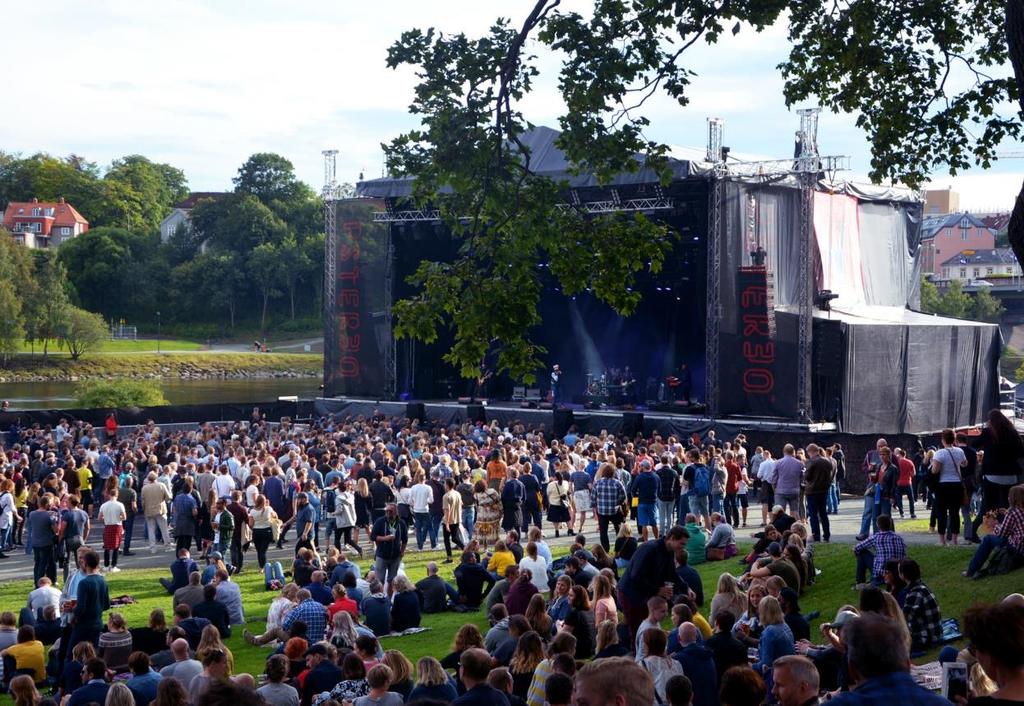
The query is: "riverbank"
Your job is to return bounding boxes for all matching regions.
[0,352,322,382]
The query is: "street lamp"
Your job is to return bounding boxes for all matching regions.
[156,311,161,354]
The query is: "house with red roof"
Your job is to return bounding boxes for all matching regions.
[159,191,228,245]
[2,197,89,248]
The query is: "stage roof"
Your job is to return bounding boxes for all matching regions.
[356,124,920,205]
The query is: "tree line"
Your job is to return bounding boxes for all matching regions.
[0,152,327,343]
[919,278,1005,323]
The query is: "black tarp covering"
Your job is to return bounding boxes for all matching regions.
[0,401,312,430]
[828,310,1000,434]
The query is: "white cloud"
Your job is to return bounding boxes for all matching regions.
[0,0,1017,210]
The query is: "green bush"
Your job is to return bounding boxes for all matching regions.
[74,379,168,408]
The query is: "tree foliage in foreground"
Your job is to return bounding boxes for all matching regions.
[386,0,1022,382]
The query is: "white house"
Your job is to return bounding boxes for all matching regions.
[159,192,228,245]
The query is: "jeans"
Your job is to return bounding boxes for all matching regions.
[936,482,963,537]
[878,499,891,526]
[859,495,874,537]
[657,500,676,535]
[145,515,171,549]
[966,533,1007,576]
[723,494,739,527]
[805,492,830,541]
[711,493,724,514]
[775,493,800,517]
[375,556,402,588]
[413,513,430,550]
[826,482,840,514]
[597,512,623,551]
[264,561,285,588]
[32,545,56,585]
[230,538,244,571]
[960,502,974,541]
[428,514,442,548]
[854,550,883,585]
[894,485,916,517]
[462,508,475,541]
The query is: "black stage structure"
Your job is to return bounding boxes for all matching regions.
[323,125,999,435]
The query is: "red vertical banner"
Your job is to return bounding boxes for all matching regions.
[324,199,388,397]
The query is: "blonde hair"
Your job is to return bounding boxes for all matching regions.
[591,574,613,601]
[382,650,412,685]
[392,575,414,593]
[758,595,784,626]
[595,619,619,654]
[105,683,135,706]
[416,657,449,687]
[716,572,744,598]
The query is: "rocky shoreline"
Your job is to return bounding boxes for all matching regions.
[0,353,323,383]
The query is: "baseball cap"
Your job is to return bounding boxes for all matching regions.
[208,551,223,561]
[767,542,782,557]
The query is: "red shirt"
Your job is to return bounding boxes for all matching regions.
[725,461,742,494]
[896,458,915,487]
[327,597,358,621]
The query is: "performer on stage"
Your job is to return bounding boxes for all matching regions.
[550,364,561,405]
[475,362,492,400]
[678,363,692,403]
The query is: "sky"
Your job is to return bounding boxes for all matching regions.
[3,0,1022,212]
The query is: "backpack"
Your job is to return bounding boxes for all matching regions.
[322,488,337,514]
[693,465,711,497]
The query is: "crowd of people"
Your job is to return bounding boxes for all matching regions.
[0,408,1021,706]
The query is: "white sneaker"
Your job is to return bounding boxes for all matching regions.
[164,544,174,552]
[110,566,121,573]
[101,566,109,573]
[150,545,157,554]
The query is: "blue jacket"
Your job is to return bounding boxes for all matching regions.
[629,471,661,504]
[672,644,718,706]
[67,680,110,706]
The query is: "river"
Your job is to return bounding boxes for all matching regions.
[0,377,324,410]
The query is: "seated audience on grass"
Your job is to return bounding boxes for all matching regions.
[129,608,170,655]
[314,652,369,705]
[98,612,133,674]
[640,627,686,704]
[485,565,519,613]
[705,512,737,561]
[827,613,950,706]
[454,550,495,609]
[493,615,531,666]
[489,666,529,706]
[380,650,414,701]
[898,558,942,654]
[201,553,227,586]
[9,675,41,706]
[779,587,810,642]
[748,542,801,593]
[675,549,704,607]
[327,582,358,622]
[389,575,421,632]
[505,569,539,617]
[440,623,484,671]
[718,666,767,706]
[508,631,545,699]
[213,569,245,624]
[29,605,60,646]
[159,637,202,686]
[561,586,595,660]
[962,600,1024,706]
[160,549,199,594]
[196,623,235,674]
[152,676,189,706]
[245,583,300,647]
[192,584,232,639]
[635,596,669,661]
[771,655,820,706]
[415,562,459,613]
[524,592,552,638]
[546,575,572,624]
[173,572,205,612]
[594,618,630,659]
[964,483,1024,578]
[302,643,343,706]
[67,658,110,706]
[125,651,162,706]
[853,514,907,587]
[354,634,381,673]
[672,623,718,706]
[282,589,328,644]
[352,663,402,706]
[173,604,210,651]
[306,572,333,606]
[705,610,748,679]
[733,583,766,648]
[257,654,300,706]
[543,672,573,706]
[882,559,909,607]
[329,610,359,652]
[59,642,96,699]
[150,628,187,672]
[453,647,510,706]
[485,604,512,654]
[574,657,654,706]
[753,595,795,686]
[487,541,517,580]
[360,581,391,636]
[1,626,44,683]
[525,632,576,706]
[710,573,747,627]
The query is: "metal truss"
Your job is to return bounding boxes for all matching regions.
[724,154,850,179]
[795,108,820,421]
[372,198,675,223]
[322,150,339,369]
[704,117,726,417]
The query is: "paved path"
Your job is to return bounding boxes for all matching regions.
[0,493,938,586]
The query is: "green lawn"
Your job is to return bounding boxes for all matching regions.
[1,543,1013,680]
[15,338,206,354]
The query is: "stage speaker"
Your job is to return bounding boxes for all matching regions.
[813,320,844,376]
[406,402,426,422]
[467,404,486,423]
[622,411,644,438]
[553,409,574,437]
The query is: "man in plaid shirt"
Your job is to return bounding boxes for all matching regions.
[853,514,906,586]
[898,558,941,654]
[592,463,627,551]
[281,588,328,643]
